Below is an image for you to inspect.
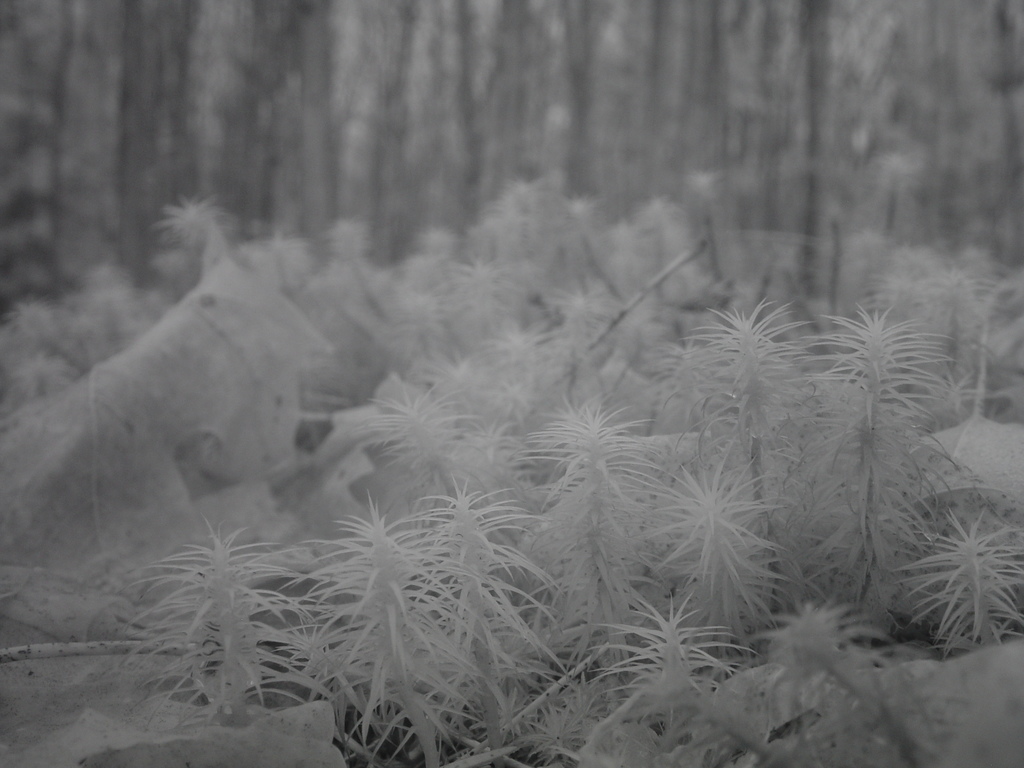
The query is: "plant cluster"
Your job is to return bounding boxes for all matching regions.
[0,265,167,416]
[7,185,1021,766]
[136,311,1015,764]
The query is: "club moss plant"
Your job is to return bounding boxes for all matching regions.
[130,529,327,727]
[8,189,1021,766]
[128,293,1019,766]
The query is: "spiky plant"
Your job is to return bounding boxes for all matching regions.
[598,598,740,694]
[802,310,951,600]
[470,177,588,290]
[900,514,1024,654]
[414,487,555,754]
[0,266,165,411]
[682,302,807,492]
[872,256,992,423]
[96,194,1024,768]
[458,328,554,430]
[541,288,621,374]
[519,680,611,765]
[763,604,921,767]
[873,256,991,368]
[575,599,742,768]
[369,387,521,506]
[525,403,660,656]
[131,530,324,726]
[382,245,523,365]
[647,462,783,635]
[605,198,695,302]
[765,604,886,691]
[385,270,454,365]
[442,258,522,354]
[301,501,548,768]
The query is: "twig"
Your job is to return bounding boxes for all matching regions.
[451,737,533,768]
[586,239,708,353]
[0,640,183,665]
[441,745,518,768]
[579,229,622,301]
[506,651,600,729]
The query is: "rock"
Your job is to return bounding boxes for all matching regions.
[0,255,330,577]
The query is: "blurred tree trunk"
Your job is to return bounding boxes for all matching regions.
[418,2,452,227]
[925,0,963,247]
[62,0,123,269]
[117,0,197,284]
[797,0,829,298]
[646,0,668,188]
[216,2,294,234]
[368,0,417,264]
[992,0,1024,266]
[49,0,75,267]
[689,0,727,172]
[116,0,148,280]
[455,0,483,232]
[562,0,595,197]
[485,0,531,199]
[299,0,338,249]
[755,1,785,231]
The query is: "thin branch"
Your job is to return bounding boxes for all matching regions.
[506,651,600,729]
[587,238,708,353]
[0,640,184,665]
[441,745,518,768]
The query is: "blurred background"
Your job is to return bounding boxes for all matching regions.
[2,0,1023,314]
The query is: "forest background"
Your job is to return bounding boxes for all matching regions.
[3,0,1024,315]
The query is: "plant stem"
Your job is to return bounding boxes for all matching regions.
[401,685,441,768]
[506,651,599,729]
[0,640,183,664]
[441,745,518,768]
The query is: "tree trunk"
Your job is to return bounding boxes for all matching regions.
[299,0,338,250]
[117,0,197,284]
[486,0,531,199]
[455,0,483,232]
[797,0,830,298]
[48,0,75,271]
[368,0,418,264]
[117,0,154,282]
[690,0,727,172]
[646,0,668,188]
[756,1,785,231]
[993,0,1024,266]
[561,0,595,197]
[215,2,294,234]
[925,0,963,248]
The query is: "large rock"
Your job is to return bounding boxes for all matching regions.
[0,255,330,577]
